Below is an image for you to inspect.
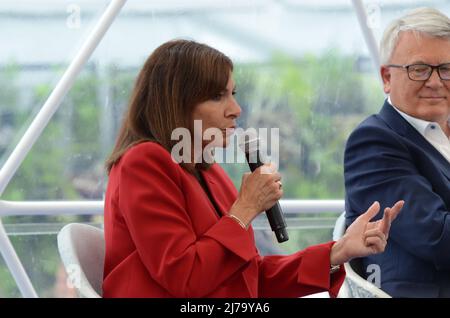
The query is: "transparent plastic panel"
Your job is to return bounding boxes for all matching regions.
[1,0,449,297]
[0,218,102,297]
[0,0,112,200]
[6,0,447,201]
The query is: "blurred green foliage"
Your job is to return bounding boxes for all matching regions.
[0,49,383,296]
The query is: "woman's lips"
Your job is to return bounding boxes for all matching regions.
[222,127,236,136]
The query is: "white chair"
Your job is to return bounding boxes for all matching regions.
[57,223,105,298]
[333,212,391,298]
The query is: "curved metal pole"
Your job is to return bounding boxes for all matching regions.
[351,0,381,71]
[0,0,126,195]
[0,0,127,298]
[0,219,38,297]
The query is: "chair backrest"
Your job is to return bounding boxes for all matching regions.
[57,223,105,298]
[332,212,391,298]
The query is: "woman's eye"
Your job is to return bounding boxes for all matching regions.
[212,93,224,101]
[232,90,237,96]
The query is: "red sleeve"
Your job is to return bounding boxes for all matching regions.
[258,241,346,298]
[118,144,258,297]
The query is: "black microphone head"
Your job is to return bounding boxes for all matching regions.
[237,129,259,155]
[238,129,267,168]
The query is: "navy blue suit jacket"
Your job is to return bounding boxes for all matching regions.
[344,100,450,298]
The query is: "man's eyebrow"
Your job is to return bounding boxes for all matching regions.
[408,61,450,65]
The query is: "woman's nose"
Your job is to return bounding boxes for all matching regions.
[226,98,241,119]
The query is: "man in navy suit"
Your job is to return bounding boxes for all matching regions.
[344,7,450,297]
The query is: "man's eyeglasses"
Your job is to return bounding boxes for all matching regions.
[387,63,450,81]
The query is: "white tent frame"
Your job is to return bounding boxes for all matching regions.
[0,0,380,297]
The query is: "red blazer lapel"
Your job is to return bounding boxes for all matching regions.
[200,165,238,217]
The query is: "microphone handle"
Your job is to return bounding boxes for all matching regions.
[266,202,289,242]
[246,153,289,243]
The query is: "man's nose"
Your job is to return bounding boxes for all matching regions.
[425,68,445,88]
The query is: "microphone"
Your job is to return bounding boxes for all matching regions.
[238,131,289,243]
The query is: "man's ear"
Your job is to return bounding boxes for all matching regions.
[380,66,391,94]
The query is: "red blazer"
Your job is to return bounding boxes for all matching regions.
[103,142,345,297]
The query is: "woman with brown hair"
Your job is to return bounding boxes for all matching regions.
[102,39,404,297]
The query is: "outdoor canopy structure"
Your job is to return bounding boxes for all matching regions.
[0,0,446,298]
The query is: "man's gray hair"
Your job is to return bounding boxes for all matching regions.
[380,7,450,64]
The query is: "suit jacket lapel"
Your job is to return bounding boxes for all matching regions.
[378,100,450,181]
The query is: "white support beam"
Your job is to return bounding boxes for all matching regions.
[0,199,343,217]
[0,0,127,196]
[0,0,127,298]
[0,219,38,297]
[351,0,381,71]
[0,200,104,217]
[281,199,344,214]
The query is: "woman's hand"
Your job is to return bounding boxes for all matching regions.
[330,200,405,265]
[229,163,283,227]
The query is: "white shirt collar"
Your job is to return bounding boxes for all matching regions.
[387,96,449,136]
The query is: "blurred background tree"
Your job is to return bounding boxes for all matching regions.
[0,49,383,296]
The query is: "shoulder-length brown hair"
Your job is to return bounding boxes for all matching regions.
[105,39,233,174]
